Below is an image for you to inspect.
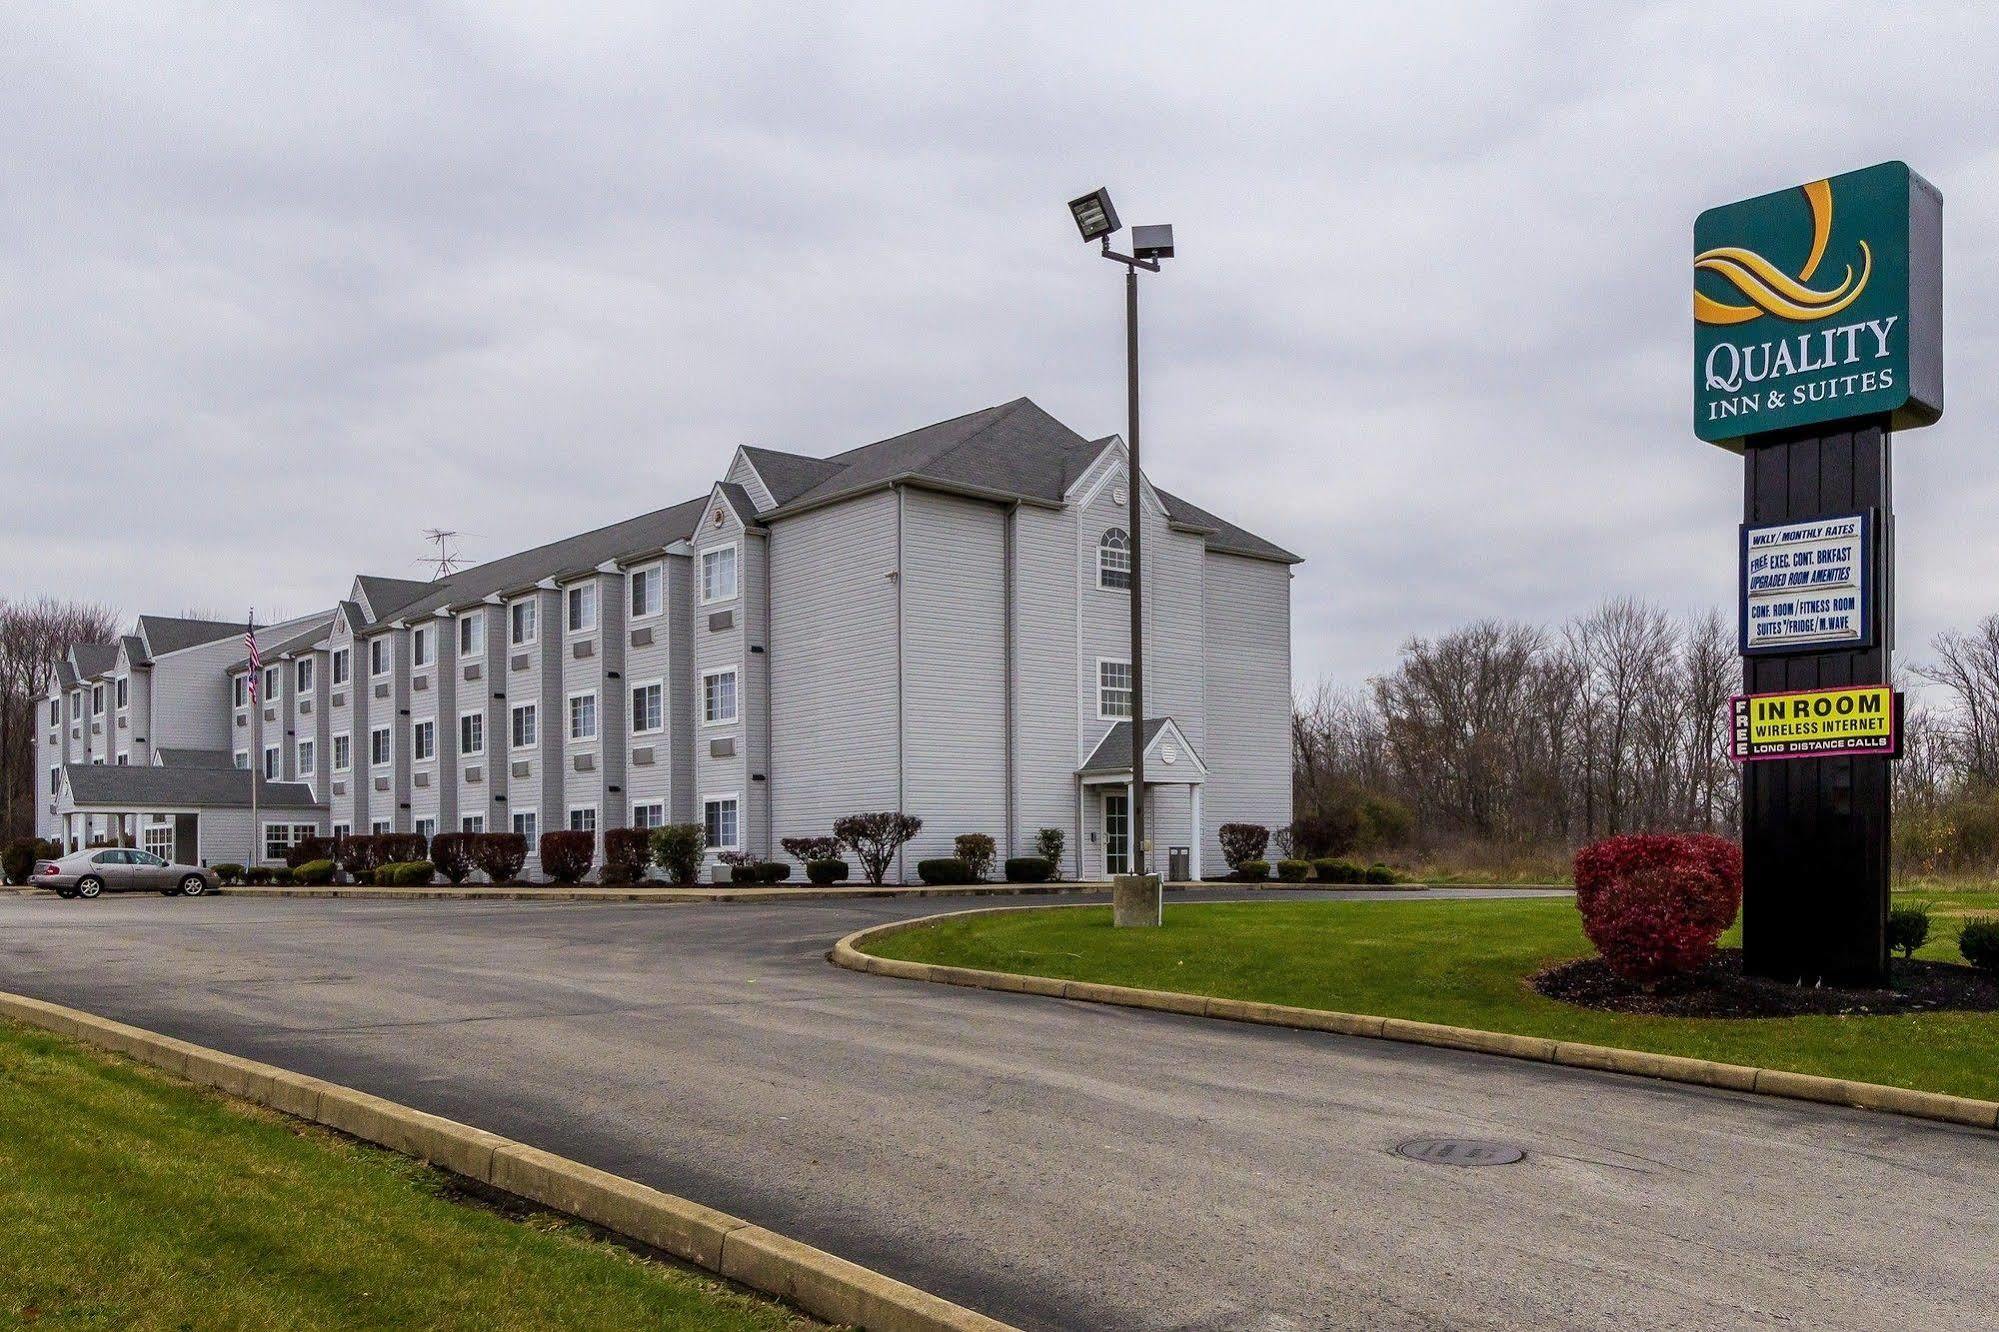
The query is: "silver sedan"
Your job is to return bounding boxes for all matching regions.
[30,848,218,899]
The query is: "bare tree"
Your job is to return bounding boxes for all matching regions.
[0,598,119,839]
[1912,617,1999,788]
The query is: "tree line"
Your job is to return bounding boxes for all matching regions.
[0,598,118,841]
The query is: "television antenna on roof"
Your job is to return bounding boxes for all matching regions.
[417,529,464,580]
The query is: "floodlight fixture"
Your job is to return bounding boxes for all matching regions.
[1067,188,1121,243]
[1131,224,1175,261]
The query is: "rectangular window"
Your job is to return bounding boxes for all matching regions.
[460,712,485,757]
[511,703,537,750]
[702,669,738,726]
[631,682,663,734]
[116,753,128,766]
[459,613,485,656]
[567,583,597,634]
[412,626,432,669]
[92,684,104,715]
[332,648,350,686]
[510,600,537,646]
[630,565,662,619]
[297,739,315,776]
[568,692,598,742]
[333,734,351,772]
[370,726,392,768]
[513,811,538,840]
[72,690,83,719]
[371,819,392,836]
[370,637,390,678]
[263,746,279,780]
[631,802,665,831]
[412,719,435,762]
[115,677,128,708]
[701,546,738,604]
[1098,659,1133,720]
[263,665,280,703]
[704,797,739,851]
[50,767,60,795]
[461,814,485,833]
[297,657,315,694]
[332,822,351,841]
[50,699,60,726]
[233,675,247,709]
[569,807,596,834]
[234,751,248,770]
[415,817,437,842]
[264,822,316,863]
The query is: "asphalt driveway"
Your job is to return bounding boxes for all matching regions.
[1,890,1993,1331]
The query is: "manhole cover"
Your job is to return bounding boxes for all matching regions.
[1394,1137,1525,1167]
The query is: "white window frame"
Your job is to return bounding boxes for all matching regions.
[412,718,436,763]
[568,805,597,834]
[510,598,538,647]
[511,702,538,751]
[234,750,249,770]
[630,679,664,736]
[296,738,315,777]
[296,657,315,694]
[566,582,598,635]
[512,810,539,841]
[703,794,741,852]
[629,563,663,620]
[262,665,281,703]
[332,647,350,687]
[411,625,433,669]
[631,801,665,831]
[370,725,392,770]
[232,676,247,709]
[700,543,740,606]
[568,689,598,743]
[1097,527,1132,591]
[115,676,128,709]
[702,667,739,727]
[371,819,393,836]
[460,814,485,833]
[1097,657,1134,721]
[459,611,485,656]
[459,711,485,757]
[331,822,352,841]
[414,816,438,842]
[91,683,104,715]
[332,733,352,773]
[369,636,390,679]
[263,745,280,780]
[263,822,317,864]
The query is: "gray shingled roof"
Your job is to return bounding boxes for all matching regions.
[70,643,118,680]
[738,447,845,507]
[1080,718,1201,774]
[154,748,238,769]
[63,764,321,810]
[1154,488,1302,564]
[354,576,435,621]
[119,635,148,667]
[714,481,760,522]
[136,616,249,657]
[228,616,333,674]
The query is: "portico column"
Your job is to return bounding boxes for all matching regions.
[1190,784,1202,881]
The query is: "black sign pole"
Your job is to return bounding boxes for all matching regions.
[1740,419,1893,985]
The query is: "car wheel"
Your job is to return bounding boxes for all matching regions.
[179,875,207,897]
[76,876,103,899]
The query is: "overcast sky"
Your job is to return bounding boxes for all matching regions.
[4,3,1996,691]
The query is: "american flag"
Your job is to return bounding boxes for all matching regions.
[246,612,261,704]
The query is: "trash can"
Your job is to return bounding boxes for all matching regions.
[1168,846,1191,883]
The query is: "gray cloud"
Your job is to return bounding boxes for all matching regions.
[4,2,1997,690]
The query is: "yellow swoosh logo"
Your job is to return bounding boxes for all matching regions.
[1694,178,1869,325]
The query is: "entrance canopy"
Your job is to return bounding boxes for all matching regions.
[1078,717,1207,785]
[55,761,322,864]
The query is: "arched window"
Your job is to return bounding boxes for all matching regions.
[1098,528,1132,591]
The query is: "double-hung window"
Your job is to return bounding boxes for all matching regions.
[567,583,597,635]
[510,600,537,647]
[569,692,597,742]
[460,712,485,757]
[1098,528,1132,590]
[459,613,485,656]
[629,564,662,619]
[370,726,392,768]
[631,802,665,831]
[412,719,435,762]
[1098,659,1133,720]
[568,807,597,834]
[631,681,663,735]
[332,648,350,687]
[513,811,538,840]
[511,703,538,750]
[263,746,280,780]
[297,738,315,777]
[415,817,437,842]
[92,684,104,715]
[461,814,485,833]
[333,734,351,773]
[701,545,738,604]
[702,668,738,726]
[369,637,390,678]
[262,665,280,704]
[115,677,128,709]
[704,797,739,851]
[233,675,247,709]
[297,657,315,694]
[412,626,432,669]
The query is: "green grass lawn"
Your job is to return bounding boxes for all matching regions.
[866,898,1999,1102]
[0,1021,823,1331]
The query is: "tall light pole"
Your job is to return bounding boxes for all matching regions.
[1068,189,1174,885]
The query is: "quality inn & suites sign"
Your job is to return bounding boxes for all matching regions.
[1694,161,1942,448]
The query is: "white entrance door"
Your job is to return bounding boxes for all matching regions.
[1103,790,1129,876]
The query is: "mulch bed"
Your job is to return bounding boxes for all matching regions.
[1532,948,1999,1018]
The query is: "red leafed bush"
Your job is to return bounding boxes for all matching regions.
[1572,834,1743,986]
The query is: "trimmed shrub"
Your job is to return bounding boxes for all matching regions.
[1275,859,1311,882]
[1572,833,1744,987]
[470,833,528,885]
[1033,827,1065,878]
[754,861,790,883]
[1313,859,1364,884]
[720,850,758,883]
[539,831,595,885]
[601,828,653,885]
[1363,863,1398,885]
[1237,859,1271,881]
[834,812,922,885]
[1887,905,1932,960]
[1219,824,1270,872]
[393,861,437,886]
[212,863,245,886]
[378,833,427,865]
[953,834,997,883]
[339,836,387,875]
[1,841,35,886]
[294,859,336,886]
[650,824,705,885]
[781,836,839,864]
[430,833,478,885]
[916,857,971,885]
[244,867,273,885]
[806,859,851,885]
[283,836,335,870]
[1005,857,1054,883]
[1962,918,1999,973]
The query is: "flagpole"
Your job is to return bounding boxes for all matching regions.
[249,609,260,868]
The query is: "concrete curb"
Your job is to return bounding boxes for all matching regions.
[206,881,1140,904]
[829,905,1999,1134]
[0,990,1017,1332]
